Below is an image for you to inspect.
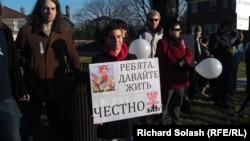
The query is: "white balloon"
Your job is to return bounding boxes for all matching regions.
[195,58,223,79]
[129,39,151,59]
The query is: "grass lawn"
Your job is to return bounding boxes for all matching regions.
[238,61,246,78]
[80,56,92,63]
[180,61,249,125]
[180,93,249,125]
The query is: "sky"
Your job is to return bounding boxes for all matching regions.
[1,0,90,23]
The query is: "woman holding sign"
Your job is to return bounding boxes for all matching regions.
[88,21,137,141]
[155,17,193,125]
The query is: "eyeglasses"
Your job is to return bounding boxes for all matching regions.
[172,28,181,31]
[149,19,159,22]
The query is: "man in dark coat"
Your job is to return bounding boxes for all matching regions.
[208,20,243,108]
[0,14,30,141]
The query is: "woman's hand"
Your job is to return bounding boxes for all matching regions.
[91,115,103,125]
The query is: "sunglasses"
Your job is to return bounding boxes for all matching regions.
[149,19,159,22]
[172,28,181,31]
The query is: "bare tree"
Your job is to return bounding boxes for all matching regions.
[73,0,187,27]
[128,0,151,24]
[179,0,187,18]
[73,0,142,26]
[150,0,177,26]
[150,0,188,28]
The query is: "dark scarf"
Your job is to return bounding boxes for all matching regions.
[102,42,128,61]
[165,34,181,46]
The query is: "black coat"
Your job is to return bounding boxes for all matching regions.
[208,31,233,70]
[1,23,28,102]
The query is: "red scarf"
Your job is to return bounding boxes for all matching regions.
[102,42,128,61]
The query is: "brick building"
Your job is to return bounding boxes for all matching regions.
[1,5,74,39]
[1,5,27,39]
[186,0,250,44]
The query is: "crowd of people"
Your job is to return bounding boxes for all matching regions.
[0,0,249,141]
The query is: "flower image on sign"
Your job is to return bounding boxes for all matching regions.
[89,58,162,124]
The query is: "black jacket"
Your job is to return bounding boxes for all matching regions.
[208,31,233,70]
[1,23,28,102]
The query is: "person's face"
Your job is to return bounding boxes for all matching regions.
[222,24,232,36]
[147,15,160,30]
[41,0,57,23]
[105,29,123,51]
[195,31,202,38]
[170,25,181,38]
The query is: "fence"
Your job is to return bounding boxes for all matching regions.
[66,62,97,141]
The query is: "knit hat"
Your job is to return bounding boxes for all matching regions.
[194,25,202,32]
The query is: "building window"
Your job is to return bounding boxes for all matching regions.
[210,24,218,33]
[210,0,216,11]
[205,24,219,36]
[223,0,228,8]
[191,3,198,13]
[13,20,19,31]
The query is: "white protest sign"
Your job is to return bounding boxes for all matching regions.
[236,0,250,30]
[89,58,162,124]
[236,0,250,16]
[236,14,249,30]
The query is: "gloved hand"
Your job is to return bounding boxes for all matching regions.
[232,40,241,47]
[176,58,185,68]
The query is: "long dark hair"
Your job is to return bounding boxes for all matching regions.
[30,0,63,29]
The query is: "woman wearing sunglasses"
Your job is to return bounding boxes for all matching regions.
[155,17,193,125]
